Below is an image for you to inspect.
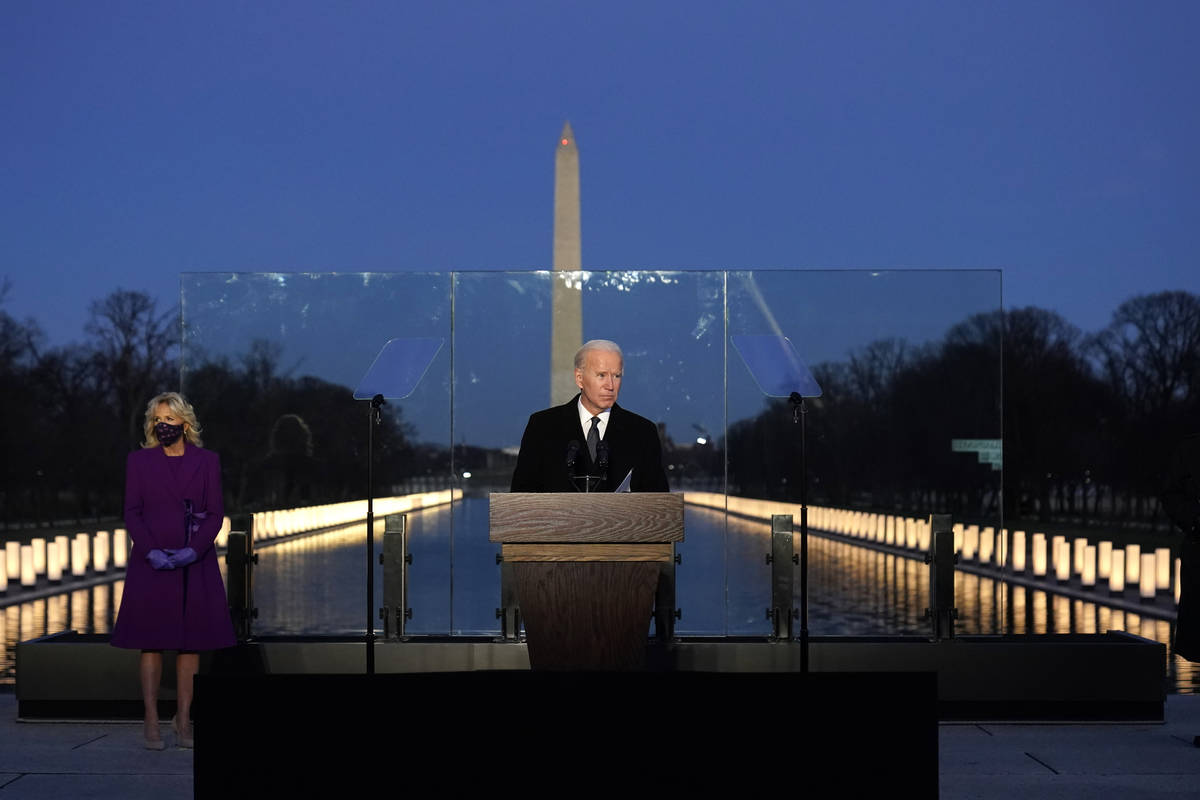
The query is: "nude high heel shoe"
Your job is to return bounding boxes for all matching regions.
[143,719,165,750]
[171,715,194,749]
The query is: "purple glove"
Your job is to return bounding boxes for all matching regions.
[166,547,198,568]
[146,549,174,570]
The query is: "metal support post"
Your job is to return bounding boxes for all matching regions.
[653,547,681,641]
[925,513,958,641]
[767,514,798,640]
[496,553,520,641]
[224,515,257,642]
[380,514,411,639]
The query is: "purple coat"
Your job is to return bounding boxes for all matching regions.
[111,444,236,651]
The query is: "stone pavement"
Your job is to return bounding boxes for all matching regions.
[2,690,1199,798]
[0,691,191,799]
[940,694,1200,798]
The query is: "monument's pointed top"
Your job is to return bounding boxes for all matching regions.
[558,121,576,150]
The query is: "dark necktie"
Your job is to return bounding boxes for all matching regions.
[587,416,600,462]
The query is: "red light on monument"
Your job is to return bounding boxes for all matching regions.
[561,138,569,146]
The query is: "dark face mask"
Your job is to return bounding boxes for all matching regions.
[155,422,185,447]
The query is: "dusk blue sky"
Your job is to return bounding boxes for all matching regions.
[3,1,1197,349]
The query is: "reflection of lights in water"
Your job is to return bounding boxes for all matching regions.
[49,593,69,633]
[21,602,33,639]
[1032,591,1048,634]
[95,585,108,627]
[1053,595,1071,634]
[71,590,87,631]
[1075,600,1095,634]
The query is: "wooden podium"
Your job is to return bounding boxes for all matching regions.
[490,493,684,670]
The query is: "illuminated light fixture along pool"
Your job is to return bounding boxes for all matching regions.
[32,539,46,575]
[1082,545,1097,587]
[1156,548,1171,592]
[114,530,128,568]
[1109,549,1126,594]
[1056,539,1071,582]
[979,527,994,565]
[71,534,88,577]
[20,546,35,586]
[49,538,66,582]
[1126,544,1141,585]
[1032,533,1047,577]
[962,525,979,560]
[1012,531,1027,572]
[1140,554,1157,600]
[93,531,109,573]
[1098,541,1113,579]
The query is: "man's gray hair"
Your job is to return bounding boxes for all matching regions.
[574,339,623,369]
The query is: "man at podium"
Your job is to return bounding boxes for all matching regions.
[510,339,669,493]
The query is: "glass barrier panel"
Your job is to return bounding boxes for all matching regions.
[180,272,453,635]
[727,269,1004,635]
[579,271,729,634]
[177,268,1004,640]
[449,271,557,635]
[452,270,728,634]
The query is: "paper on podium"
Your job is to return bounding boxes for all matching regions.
[614,470,632,493]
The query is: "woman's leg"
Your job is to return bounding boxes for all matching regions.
[175,651,199,742]
[139,651,163,742]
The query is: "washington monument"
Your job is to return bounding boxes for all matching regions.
[550,121,583,405]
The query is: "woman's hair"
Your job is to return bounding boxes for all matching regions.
[141,391,204,449]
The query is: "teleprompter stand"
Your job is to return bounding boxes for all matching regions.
[731,335,822,670]
[353,337,442,674]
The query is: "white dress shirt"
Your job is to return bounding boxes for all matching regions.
[576,400,611,442]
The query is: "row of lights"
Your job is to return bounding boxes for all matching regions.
[1,489,464,590]
[247,490,460,541]
[0,490,464,594]
[682,493,1179,603]
[0,521,230,593]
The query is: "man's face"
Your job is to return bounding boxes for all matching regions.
[575,349,623,415]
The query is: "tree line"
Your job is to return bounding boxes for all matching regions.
[0,284,415,527]
[3,283,1196,531]
[726,291,1200,529]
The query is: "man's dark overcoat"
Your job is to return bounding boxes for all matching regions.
[510,397,669,493]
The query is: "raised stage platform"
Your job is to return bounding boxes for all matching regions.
[16,631,1164,723]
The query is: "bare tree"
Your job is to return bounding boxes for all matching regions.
[846,338,910,405]
[85,290,179,449]
[1088,291,1200,522]
[1091,291,1200,417]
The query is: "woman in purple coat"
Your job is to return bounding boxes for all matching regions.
[111,392,235,749]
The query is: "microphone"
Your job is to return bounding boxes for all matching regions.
[565,441,580,474]
[596,441,609,475]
